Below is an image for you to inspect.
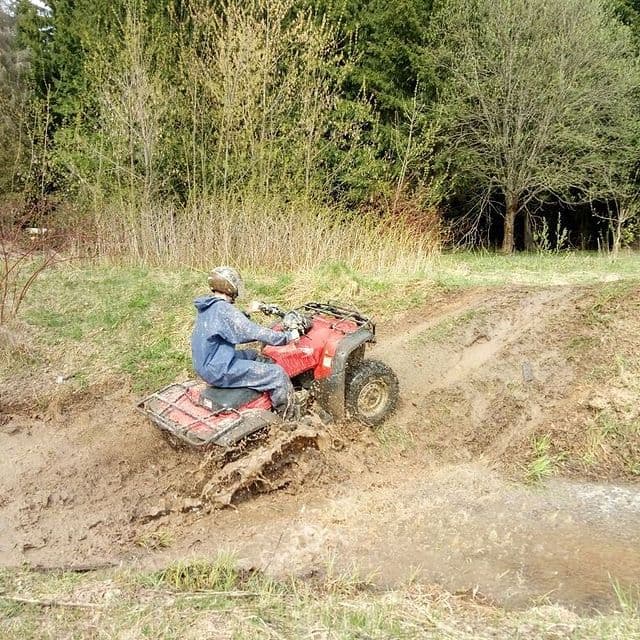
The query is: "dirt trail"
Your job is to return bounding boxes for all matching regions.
[1,283,639,612]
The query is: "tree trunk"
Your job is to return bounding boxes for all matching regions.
[612,207,625,260]
[502,192,518,253]
[524,211,535,251]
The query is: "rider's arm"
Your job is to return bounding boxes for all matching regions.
[216,302,290,346]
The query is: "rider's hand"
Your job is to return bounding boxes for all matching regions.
[285,329,300,343]
[246,300,263,315]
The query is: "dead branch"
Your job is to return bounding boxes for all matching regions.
[0,594,106,609]
[153,589,259,598]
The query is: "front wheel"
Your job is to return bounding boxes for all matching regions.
[345,359,399,426]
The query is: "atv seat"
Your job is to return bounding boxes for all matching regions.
[199,386,263,411]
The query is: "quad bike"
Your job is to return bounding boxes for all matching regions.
[138,302,399,450]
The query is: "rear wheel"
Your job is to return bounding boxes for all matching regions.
[345,359,399,426]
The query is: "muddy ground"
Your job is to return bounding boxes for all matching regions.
[1,283,639,612]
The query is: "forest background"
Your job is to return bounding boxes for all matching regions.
[2,0,640,268]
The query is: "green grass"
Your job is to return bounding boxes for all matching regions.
[582,410,640,472]
[431,250,640,288]
[612,578,640,615]
[1,564,639,639]
[4,251,639,394]
[152,554,240,592]
[526,434,563,484]
[18,265,200,391]
[135,529,175,551]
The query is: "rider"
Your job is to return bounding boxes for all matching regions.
[191,266,297,414]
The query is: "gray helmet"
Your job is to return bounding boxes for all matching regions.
[207,266,243,300]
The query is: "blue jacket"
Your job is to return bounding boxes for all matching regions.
[191,296,288,384]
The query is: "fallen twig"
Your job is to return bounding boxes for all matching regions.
[7,562,118,573]
[154,589,259,598]
[0,595,105,609]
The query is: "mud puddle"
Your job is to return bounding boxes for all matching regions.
[230,464,640,612]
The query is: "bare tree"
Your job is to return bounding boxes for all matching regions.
[593,170,640,259]
[428,0,640,252]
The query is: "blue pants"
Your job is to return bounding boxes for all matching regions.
[214,350,293,409]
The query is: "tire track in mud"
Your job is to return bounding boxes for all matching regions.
[376,286,576,394]
[371,286,581,463]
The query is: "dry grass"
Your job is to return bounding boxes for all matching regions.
[88,198,439,273]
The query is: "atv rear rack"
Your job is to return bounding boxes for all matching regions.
[137,382,278,448]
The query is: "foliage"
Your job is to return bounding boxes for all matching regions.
[309,0,440,206]
[178,0,345,202]
[4,0,640,252]
[426,0,640,252]
[0,4,29,196]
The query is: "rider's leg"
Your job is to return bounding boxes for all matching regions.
[216,358,294,410]
[234,348,259,361]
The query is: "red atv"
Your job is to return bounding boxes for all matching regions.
[138,302,399,448]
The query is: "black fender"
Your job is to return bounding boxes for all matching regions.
[315,328,374,420]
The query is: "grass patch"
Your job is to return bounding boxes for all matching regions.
[19,265,200,392]
[432,251,640,288]
[0,323,38,381]
[152,554,240,592]
[585,281,640,328]
[285,260,437,315]
[374,420,417,453]
[612,579,640,615]
[566,334,599,357]
[526,434,563,483]
[1,565,640,639]
[135,529,174,551]
[319,557,379,596]
[582,410,640,472]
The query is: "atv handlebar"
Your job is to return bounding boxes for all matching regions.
[257,300,374,335]
[257,304,312,336]
[258,303,286,317]
[282,310,313,335]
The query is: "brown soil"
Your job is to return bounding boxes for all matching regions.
[1,283,639,612]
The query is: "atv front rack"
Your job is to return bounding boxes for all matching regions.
[299,302,375,334]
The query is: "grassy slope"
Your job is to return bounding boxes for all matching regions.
[3,252,640,395]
